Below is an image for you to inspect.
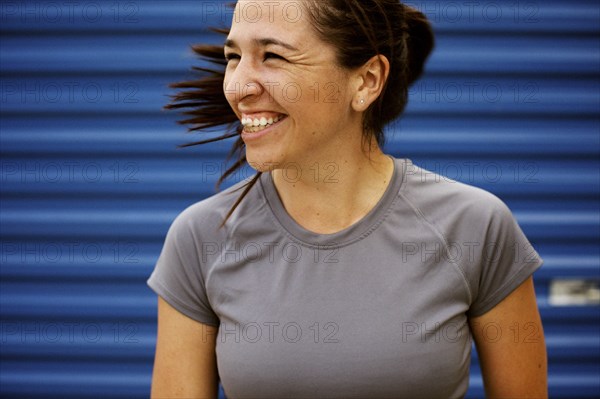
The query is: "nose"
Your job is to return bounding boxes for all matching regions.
[224,59,264,105]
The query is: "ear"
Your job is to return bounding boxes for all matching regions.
[351,54,390,112]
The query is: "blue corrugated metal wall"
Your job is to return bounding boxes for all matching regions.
[1,1,599,397]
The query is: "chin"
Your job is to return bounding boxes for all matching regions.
[245,152,282,173]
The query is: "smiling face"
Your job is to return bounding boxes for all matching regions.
[223,0,361,172]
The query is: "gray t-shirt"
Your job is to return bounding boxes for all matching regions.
[147,156,543,399]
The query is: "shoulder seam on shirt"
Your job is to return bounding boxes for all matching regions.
[173,215,218,320]
[398,191,473,304]
[185,217,221,316]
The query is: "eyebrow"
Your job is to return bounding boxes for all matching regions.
[224,38,299,52]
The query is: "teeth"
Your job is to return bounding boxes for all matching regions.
[241,114,285,128]
[241,115,286,133]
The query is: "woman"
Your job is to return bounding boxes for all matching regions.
[148,1,548,398]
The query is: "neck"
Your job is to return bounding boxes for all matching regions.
[271,138,394,234]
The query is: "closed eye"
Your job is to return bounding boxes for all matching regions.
[264,52,285,62]
[224,53,240,62]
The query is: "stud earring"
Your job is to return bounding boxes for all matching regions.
[360,99,365,104]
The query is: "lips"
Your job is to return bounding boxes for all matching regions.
[241,112,287,133]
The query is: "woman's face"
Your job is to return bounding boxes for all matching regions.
[223,0,358,172]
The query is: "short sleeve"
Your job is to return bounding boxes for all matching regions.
[147,210,220,326]
[467,198,544,317]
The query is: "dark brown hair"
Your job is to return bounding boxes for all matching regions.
[165,1,434,227]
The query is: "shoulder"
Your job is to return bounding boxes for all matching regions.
[168,174,260,238]
[402,161,515,238]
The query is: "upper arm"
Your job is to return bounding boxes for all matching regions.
[468,276,548,399]
[151,296,219,399]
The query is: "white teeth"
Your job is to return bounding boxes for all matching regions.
[241,114,286,132]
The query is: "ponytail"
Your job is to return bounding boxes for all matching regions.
[402,4,435,86]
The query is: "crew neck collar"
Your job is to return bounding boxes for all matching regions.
[259,156,410,249]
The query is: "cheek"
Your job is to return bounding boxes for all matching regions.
[263,67,312,99]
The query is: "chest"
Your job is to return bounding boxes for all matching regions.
[204,237,473,398]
